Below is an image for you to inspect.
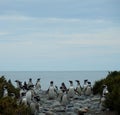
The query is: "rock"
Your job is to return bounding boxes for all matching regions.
[45,111,54,115]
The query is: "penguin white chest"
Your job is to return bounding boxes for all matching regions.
[85,86,92,96]
[48,87,55,99]
[68,87,74,98]
[3,89,8,97]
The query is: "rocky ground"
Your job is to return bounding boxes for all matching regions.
[32,90,115,115]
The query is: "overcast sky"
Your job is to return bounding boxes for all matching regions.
[0,0,120,71]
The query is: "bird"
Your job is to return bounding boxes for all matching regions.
[26,85,35,105]
[47,81,57,100]
[20,92,28,106]
[35,78,41,95]
[3,85,8,97]
[75,80,82,95]
[82,79,88,94]
[27,78,33,89]
[84,81,92,96]
[61,89,68,106]
[102,85,109,97]
[67,80,75,99]
[15,80,22,89]
[100,84,109,111]
[35,78,41,90]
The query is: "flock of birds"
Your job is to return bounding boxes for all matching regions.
[2,78,109,115]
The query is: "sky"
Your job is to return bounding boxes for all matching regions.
[0,0,120,71]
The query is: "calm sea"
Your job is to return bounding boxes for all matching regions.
[0,71,108,90]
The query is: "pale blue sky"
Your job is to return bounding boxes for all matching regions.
[0,0,120,71]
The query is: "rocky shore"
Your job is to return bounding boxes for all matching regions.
[30,90,110,115]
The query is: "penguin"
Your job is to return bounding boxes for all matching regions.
[27,78,33,89]
[15,80,22,89]
[57,87,63,102]
[47,81,57,99]
[20,92,28,106]
[82,79,88,94]
[61,89,68,106]
[84,81,92,96]
[67,80,75,98]
[26,85,35,105]
[35,78,41,95]
[100,85,109,111]
[102,85,109,97]
[61,82,67,93]
[3,85,8,97]
[35,78,41,90]
[30,97,40,115]
[20,86,27,98]
[75,80,82,95]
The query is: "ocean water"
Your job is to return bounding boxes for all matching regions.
[0,71,108,90]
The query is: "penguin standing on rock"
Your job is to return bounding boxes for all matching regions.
[15,80,22,89]
[102,85,109,97]
[61,89,68,106]
[83,79,88,94]
[67,80,75,98]
[35,78,41,95]
[100,85,109,111]
[75,80,82,96]
[26,85,35,105]
[84,81,92,96]
[27,78,33,89]
[47,81,57,99]
[35,78,41,90]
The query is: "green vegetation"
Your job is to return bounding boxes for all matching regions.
[93,71,120,113]
[0,76,31,115]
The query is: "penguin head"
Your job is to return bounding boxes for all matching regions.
[3,85,7,89]
[50,81,54,86]
[75,80,80,84]
[69,80,73,86]
[29,78,32,81]
[103,84,107,88]
[84,79,88,83]
[61,82,65,86]
[37,78,40,82]
[87,81,91,84]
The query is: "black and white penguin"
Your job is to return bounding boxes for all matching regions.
[102,85,109,97]
[75,80,82,95]
[27,78,33,89]
[47,81,57,99]
[3,85,8,97]
[35,78,41,90]
[61,89,68,106]
[57,86,63,102]
[84,81,92,96]
[15,80,22,89]
[61,82,67,93]
[35,78,41,95]
[26,85,35,105]
[67,80,75,98]
[20,86,27,98]
[20,92,28,106]
[30,96,40,115]
[100,85,109,110]
[82,79,88,94]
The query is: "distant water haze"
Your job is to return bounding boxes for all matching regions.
[0,71,108,90]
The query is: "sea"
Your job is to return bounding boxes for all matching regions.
[0,71,108,90]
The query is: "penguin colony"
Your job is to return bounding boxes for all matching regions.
[3,78,108,115]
